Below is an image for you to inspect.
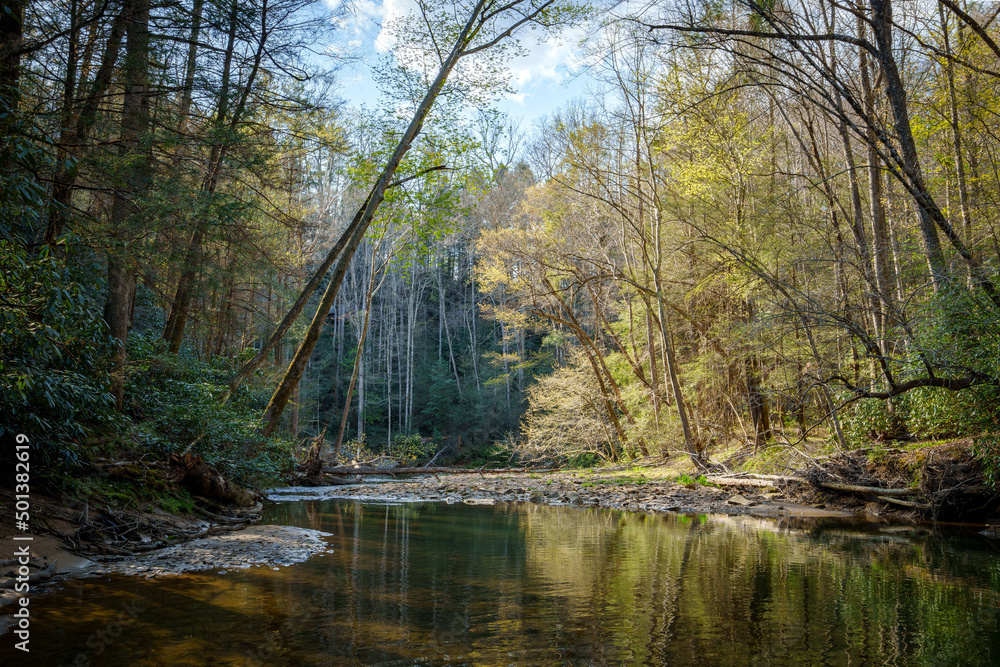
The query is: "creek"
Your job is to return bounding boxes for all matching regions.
[3,499,999,665]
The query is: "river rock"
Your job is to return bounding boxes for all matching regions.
[103,525,332,577]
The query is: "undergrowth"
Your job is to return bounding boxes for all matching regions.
[61,475,197,515]
[124,333,296,488]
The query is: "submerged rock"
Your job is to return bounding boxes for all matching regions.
[104,525,333,577]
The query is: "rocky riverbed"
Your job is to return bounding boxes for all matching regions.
[267,471,858,519]
[100,525,333,577]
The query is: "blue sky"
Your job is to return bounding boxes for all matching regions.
[323,0,600,129]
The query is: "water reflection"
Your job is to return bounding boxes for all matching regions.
[3,501,999,665]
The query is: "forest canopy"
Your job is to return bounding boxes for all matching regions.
[1,0,999,487]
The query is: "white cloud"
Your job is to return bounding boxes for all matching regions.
[502,21,591,92]
[372,0,417,53]
[328,1,599,123]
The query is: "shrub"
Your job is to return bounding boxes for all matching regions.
[843,385,1000,444]
[0,241,122,467]
[972,434,1000,491]
[388,433,436,462]
[521,351,617,461]
[125,336,295,487]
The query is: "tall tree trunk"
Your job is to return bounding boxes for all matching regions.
[177,0,204,134]
[0,0,23,201]
[468,257,480,390]
[870,0,948,287]
[163,0,238,348]
[45,2,130,243]
[859,12,893,343]
[0,0,24,116]
[822,0,882,346]
[437,260,461,391]
[104,0,151,410]
[164,0,271,350]
[939,3,973,279]
[333,250,384,459]
[657,296,697,462]
[643,297,661,422]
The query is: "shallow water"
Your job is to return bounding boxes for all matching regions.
[3,500,999,665]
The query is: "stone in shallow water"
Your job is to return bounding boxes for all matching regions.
[103,525,333,577]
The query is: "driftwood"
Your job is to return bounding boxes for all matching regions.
[192,505,251,525]
[0,561,56,589]
[707,477,779,488]
[322,466,555,476]
[818,481,917,497]
[706,474,806,488]
[877,495,931,510]
[742,473,805,482]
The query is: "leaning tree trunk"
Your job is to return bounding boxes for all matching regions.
[221,167,442,404]
[260,0,489,436]
[262,217,373,435]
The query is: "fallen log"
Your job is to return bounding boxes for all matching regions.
[819,482,918,497]
[706,477,779,488]
[740,473,806,483]
[322,466,555,476]
[192,505,251,525]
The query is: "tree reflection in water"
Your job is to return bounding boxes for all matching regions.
[4,500,998,665]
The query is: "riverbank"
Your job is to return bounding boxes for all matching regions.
[3,437,997,635]
[272,470,860,520]
[296,438,1000,525]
